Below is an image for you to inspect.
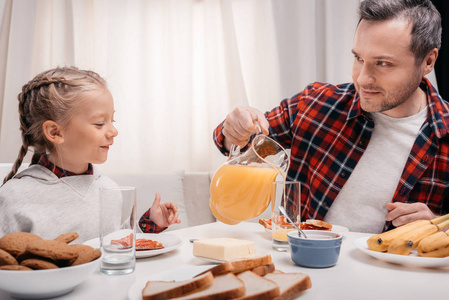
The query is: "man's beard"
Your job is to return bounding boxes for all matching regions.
[358,68,422,113]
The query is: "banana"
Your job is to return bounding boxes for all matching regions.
[429,213,449,225]
[366,213,449,253]
[417,229,449,257]
[417,231,448,253]
[387,224,439,255]
[366,219,429,252]
[417,232,447,252]
[387,219,449,256]
[418,244,449,258]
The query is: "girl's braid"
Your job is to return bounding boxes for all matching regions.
[2,77,61,184]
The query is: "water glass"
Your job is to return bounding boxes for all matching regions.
[99,186,136,275]
[271,181,301,251]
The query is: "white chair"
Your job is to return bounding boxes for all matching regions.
[0,163,29,184]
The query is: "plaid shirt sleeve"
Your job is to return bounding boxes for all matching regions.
[213,121,228,156]
[138,209,167,233]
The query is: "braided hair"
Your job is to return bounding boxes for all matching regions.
[3,66,107,184]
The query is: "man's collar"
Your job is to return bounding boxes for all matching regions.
[347,78,449,139]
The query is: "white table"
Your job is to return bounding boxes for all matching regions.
[1,221,447,300]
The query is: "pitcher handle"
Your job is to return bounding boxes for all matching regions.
[255,122,262,134]
[228,121,263,160]
[229,144,240,160]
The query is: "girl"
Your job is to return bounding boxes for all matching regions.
[0,66,180,242]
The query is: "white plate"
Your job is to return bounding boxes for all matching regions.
[83,233,182,259]
[263,224,349,235]
[128,265,214,300]
[354,236,449,267]
[330,225,350,235]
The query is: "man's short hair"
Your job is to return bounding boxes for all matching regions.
[359,0,442,63]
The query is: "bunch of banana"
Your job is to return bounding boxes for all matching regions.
[387,218,449,255]
[417,228,449,258]
[367,219,430,252]
[366,213,449,253]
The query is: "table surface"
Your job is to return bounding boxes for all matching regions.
[1,221,448,300]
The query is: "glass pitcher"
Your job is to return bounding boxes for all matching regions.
[209,133,290,225]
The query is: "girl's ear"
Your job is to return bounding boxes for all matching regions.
[42,120,64,144]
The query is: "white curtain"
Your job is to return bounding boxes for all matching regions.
[1,0,435,174]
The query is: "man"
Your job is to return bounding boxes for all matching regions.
[213,0,448,233]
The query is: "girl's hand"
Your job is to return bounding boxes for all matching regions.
[149,193,181,228]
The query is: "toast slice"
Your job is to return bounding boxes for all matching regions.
[142,271,213,300]
[235,270,280,299]
[264,272,312,300]
[249,262,275,276]
[300,219,332,231]
[259,218,272,230]
[196,254,272,277]
[174,272,245,299]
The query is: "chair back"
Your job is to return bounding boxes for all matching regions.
[0,163,30,183]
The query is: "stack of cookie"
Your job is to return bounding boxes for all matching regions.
[0,232,101,271]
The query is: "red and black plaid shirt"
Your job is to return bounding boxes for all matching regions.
[35,154,165,233]
[35,154,94,177]
[214,78,449,231]
[139,211,166,234]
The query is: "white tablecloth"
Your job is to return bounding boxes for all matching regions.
[1,221,447,300]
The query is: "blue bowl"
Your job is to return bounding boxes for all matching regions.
[287,230,343,268]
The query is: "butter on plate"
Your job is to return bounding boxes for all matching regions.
[193,238,256,261]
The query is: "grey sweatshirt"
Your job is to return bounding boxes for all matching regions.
[0,164,119,243]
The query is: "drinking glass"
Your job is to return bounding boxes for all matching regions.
[271,181,301,251]
[99,186,136,275]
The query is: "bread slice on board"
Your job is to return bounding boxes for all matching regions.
[235,270,280,300]
[142,271,213,300]
[264,272,312,300]
[173,272,245,299]
[196,254,272,277]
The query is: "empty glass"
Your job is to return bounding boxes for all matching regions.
[99,186,136,275]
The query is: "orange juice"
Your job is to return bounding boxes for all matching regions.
[272,228,295,241]
[210,164,278,224]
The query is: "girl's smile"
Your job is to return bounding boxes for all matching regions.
[52,89,118,174]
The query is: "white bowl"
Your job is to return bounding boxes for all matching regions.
[0,257,100,299]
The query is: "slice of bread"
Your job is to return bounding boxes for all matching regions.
[235,270,280,299]
[259,218,272,230]
[196,254,272,277]
[174,272,245,299]
[249,262,275,276]
[300,219,332,231]
[142,271,214,300]
[264,272,312,300]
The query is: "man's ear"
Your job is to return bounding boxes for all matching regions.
[42,120,64,144]
[422,48,438,76]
